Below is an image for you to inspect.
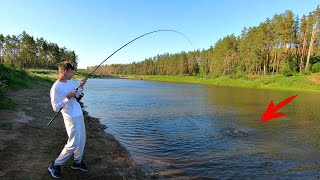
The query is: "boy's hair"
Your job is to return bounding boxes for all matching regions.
[58,61,75,72]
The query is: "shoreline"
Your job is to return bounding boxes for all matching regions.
[0,82,146,179]
[116,74,320,93]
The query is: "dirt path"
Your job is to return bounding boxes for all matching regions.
[0,82,146,179]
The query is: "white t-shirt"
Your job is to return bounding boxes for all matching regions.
[50,80,83,119]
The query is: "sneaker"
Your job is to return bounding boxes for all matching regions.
[48,164,62,179]
[71,161,88,172]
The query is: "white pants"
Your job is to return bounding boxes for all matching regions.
[54,115,86,165]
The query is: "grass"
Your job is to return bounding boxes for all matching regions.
[0,97,17,109]
[121,73,320,93]
[0,64,39,109]
[0,65,53,109]
[28,68,89,79]
[0,65,89,110]
[0,122,13,130]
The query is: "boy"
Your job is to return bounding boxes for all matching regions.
[48,61,88,179]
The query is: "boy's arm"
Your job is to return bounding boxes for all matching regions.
[75,79,87,98]
[50,86,69,112]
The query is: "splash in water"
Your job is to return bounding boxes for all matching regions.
[220,128,248,137]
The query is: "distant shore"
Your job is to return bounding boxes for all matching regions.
[118,74,320,93]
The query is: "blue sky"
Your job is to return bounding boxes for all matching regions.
[1,0,319,68]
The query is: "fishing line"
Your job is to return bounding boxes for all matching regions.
[47,29,193,126]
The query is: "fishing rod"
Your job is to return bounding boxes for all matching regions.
[47,29,193,126]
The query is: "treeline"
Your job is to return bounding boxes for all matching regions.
[0,31,78,69]
[86,7,320,77]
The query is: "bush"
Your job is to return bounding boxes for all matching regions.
[0,64,38,90]
[0,64,41,109]
[281,66,294,77]
[0,122,13,130]
[310,55,320,64]
[311,62,320,73]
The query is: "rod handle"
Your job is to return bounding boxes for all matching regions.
[47,109,61,126]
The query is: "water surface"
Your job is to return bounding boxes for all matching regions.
[82,78,320,179]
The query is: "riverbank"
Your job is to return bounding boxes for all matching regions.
[0,81,146,179]
[120,73,320,93]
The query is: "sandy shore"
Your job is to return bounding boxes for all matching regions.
[0,82,146,179]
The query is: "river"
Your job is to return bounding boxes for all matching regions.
[82,78,320,179]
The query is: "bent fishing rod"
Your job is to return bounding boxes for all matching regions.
[47,29,192,126]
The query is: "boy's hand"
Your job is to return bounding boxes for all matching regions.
[67,90,78,99]
[80,78,87,89]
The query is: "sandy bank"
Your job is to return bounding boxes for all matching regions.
[0,82,146,179]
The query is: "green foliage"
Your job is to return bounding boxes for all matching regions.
[0,64,42,109]
[310,56,320,65]
[1,6,317,80]
[126,74,320,92]
[286,55,299,73]
[0,64,38,90]
[28,69,56,75]
[1,31,78,69]
[281,66,294,77]
[300,70,311,75]
[0,74,17,110]
[146,172,158,178]
[311,62,320,73]
[0,97,17,109]
[0,79,6,95]
[0,122,13,130]
[84,7,320,79]
[233,66,247,78]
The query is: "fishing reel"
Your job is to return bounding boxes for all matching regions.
[76,93,84,102]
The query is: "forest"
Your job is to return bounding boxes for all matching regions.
[0,31,77,69]
[85,7,320,77]
[1,7,319,78]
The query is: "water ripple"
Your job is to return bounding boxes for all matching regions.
[83,79,320,178]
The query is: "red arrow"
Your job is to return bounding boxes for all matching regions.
[261,95,297,122]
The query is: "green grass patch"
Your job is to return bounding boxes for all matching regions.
[27,68,89,79]
[0,97,17,109]
[120,74,320,93]
[0,65,96,110]
[75,69,110,79]
[0,64,56,109]
[0,64,45,90]
[0,122,13,130]
[28,69,57,75]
